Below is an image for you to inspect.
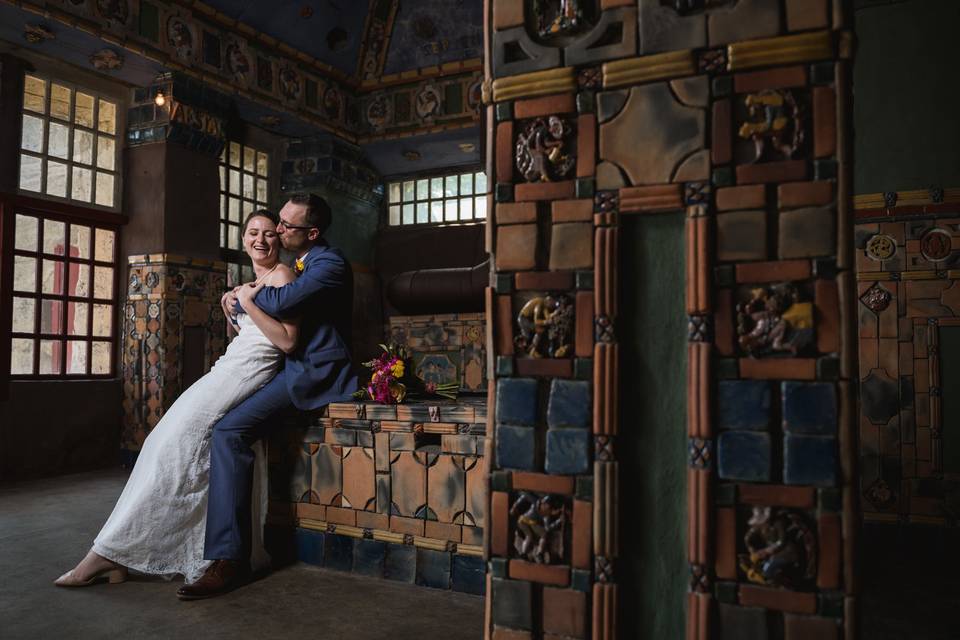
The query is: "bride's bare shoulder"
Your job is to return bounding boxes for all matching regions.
[267,264,296,286]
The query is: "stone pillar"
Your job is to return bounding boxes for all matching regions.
[119,74,227,453]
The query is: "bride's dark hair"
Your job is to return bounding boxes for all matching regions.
[243,208,279,230]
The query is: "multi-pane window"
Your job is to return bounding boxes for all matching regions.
[10,213,117,377]
[220,141,269,286]
[19,74,120,209]
[386,169,487,227]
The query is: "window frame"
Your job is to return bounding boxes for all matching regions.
[17,72,123,212]
[0,193,125,385]
[383,164,488,229]
[219,140,271,287]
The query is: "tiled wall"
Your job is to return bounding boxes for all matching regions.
[266,398,486,592]
[854,189,960,525]
[121,254,226,451]
[388,313,487,394]
[485,1,856,638]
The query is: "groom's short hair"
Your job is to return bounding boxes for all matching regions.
[288,193,332,237]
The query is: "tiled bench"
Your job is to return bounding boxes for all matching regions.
[265,398,487,594]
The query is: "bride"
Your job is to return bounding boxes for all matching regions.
[55,209,297,586]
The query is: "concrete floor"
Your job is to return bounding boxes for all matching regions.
[0,470,484,640]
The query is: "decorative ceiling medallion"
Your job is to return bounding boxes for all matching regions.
[167,17,194,61]
[24,24,55,44]
[224,39,252,84]
[860,284,892,313]
[279,65,302,102]
[402,150,421,161]
[96,0,129,25]
[466,78,482,113]
[366,95,392,129]
[323,85,343,120]
[920,228,952,262]
[258,115,281,127]
[458,143,475,153]
[415,84,442,119]
[865,234,896,261]
[90,48,123,70]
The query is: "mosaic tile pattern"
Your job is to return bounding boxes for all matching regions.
[266,398,487,591]
[388,313,487,393]
[121,254,226,451]
[486,1,856,637]
[853,215,960,524]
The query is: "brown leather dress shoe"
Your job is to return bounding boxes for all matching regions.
[176,560,249,600]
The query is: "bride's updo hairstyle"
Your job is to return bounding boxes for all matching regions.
[243,208,279,230]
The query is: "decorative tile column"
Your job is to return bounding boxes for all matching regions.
[484,1,857,638]
[120,254,227,451]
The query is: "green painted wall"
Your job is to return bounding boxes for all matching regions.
[618,213,688,638]
[854,0,960,193]
[316,187,380,267]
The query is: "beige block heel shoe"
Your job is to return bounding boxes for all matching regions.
[54,566,128,587]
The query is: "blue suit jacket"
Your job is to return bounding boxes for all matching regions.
[252,242,358,410]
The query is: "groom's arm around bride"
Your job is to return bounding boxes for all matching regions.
[177,193,358,601]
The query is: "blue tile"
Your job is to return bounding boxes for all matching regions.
[352,538,386,578]
[384,543,417,583]
[547,380,592,429]
[717,431,772,482]
[782,382,837,435]
[496,424,536,470]
[492,578,533,630]
[571,568,592,592]
[545,429,591,475]
[452,555,486,595]
[496,378,539,426]
[323,533,354,572]
[717,380,772,431]
[295,529,325,566]
[416,548,452,589]
[784,435,837,487]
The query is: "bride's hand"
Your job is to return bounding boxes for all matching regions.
[236,282,265,311]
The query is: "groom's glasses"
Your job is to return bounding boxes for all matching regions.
[277,218,316,232]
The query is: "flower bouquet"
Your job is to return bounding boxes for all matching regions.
[353,343,459,404]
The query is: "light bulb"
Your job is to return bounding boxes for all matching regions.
[154,90,165,107]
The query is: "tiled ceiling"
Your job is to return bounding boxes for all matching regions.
[383,0,483,75]
[202,0,369,76]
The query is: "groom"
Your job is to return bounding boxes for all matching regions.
[177,193,358,600]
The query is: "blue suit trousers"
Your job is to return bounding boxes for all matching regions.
[204,369,293,561]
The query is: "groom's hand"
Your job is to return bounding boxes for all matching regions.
[222,287,241,313]
[237,282,265,311]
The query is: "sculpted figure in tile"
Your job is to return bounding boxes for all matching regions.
[515,116,577,183]
[515,294,574,358]
[736,284,814,357]
[737,90,804,164]
[511,491,569,564]
[738,506,817,588]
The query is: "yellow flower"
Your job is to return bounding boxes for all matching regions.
[295,258,305,274]
[391,361,405,378]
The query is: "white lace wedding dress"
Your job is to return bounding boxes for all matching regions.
[93,313,282,582]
